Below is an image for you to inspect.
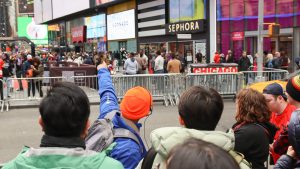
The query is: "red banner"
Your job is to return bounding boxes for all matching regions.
[232,32,244,41]
[71,26,87,43]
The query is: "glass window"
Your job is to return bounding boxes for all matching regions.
[277,0,294,28]
[169,0,206,23]
[245,0,258,31]
[264,0,276,29]
[297,0,300,26]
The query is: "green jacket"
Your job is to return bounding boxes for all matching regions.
[136,127,251,169]
[2,146,124,169]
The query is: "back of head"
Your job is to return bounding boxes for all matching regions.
[120,86,152,121]
[178,86,223,130]
[39,82,90,137]
[288,110,300,157]
[286,75,300,104]
[236,88,270,123]
[167,138,240,169]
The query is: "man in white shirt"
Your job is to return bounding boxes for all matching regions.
[154,51,164,74]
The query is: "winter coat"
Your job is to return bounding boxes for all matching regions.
[136,127,251,169]
[98,68,147,169]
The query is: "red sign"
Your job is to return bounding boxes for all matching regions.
[71,26,87,43]
[192,67,238,73]
[232,32,244,41]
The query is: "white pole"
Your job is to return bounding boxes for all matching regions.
[256,0,264,81]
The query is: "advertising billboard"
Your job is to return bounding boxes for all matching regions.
[107,9,135,41]
[19,0,34,14]
[169,0,206,23]
[85,14,106,39]
[17,17,48,45]
[90,0,116,7]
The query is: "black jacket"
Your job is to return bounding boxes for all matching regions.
[238,56,251,71]
[233,122,277,169]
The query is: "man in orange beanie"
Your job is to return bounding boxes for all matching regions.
[96,61,152,169]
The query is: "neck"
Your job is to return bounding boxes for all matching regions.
[277,102,288,115]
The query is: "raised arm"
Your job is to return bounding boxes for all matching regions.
[97,62,119,119]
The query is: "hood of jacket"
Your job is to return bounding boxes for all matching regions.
[2,146,123,169]
[150,127,235,159]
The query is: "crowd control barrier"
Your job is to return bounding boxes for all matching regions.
[185,73,243,98]
[0,69,290,110]
[241,68,288,86]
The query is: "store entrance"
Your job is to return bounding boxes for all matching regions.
[169,41,194,63]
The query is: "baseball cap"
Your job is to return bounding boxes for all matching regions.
[120,86,153,121]
[263,82,287,99]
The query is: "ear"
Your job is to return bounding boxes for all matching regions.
[38,116,45,132]
[81,119,91,139]
[179,116,185,126]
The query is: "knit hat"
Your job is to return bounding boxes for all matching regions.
[263,83,287,100]
[286,75,300,102]
[120,86,152,121]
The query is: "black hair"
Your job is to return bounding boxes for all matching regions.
[156,51,161,56]
[178,86,223,130]
[167,138,240,169]
[39,82,90,137]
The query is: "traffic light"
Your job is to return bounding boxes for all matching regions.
[268,24,280,37]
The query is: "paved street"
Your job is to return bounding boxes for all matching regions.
[0,99,236,164]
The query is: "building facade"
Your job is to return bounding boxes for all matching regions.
[217,0,300,70]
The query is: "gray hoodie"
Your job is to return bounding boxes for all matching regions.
[124,58,138,75]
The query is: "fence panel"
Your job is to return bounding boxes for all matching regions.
[186,73,242,97]
[241,69,288,86]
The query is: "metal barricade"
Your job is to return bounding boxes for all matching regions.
[165,74,186,106]
[112,74,168,104]
[5,77,66,109]
[241,69,288,86]
[186,73,243,97]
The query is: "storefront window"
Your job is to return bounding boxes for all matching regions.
[277,0,294,28]
[264,0,276,29]
[297,0,300,26]
[245,0,258,31]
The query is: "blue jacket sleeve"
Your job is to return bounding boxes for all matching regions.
[98,68,119,119]
[274,155,295,169]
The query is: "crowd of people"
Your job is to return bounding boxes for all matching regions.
[213,50,291,72]
[1,53,300,169]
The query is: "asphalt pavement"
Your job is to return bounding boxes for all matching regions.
[0,99,236,164]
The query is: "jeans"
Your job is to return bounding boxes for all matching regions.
[35,80,43,97]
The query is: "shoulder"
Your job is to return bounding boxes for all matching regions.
[234,123,266,137]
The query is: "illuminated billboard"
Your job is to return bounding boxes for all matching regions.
[90,0,116,7]
[169,0,206,23]
[85,14,106,39]
[107,9,135,41]
[17,17,48,45]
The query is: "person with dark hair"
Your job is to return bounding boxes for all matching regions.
[32,57,44,98]
[1,82,124,169]
[137,86,250,169]
[233,88,278,169]
[274,75,300,169]
[166,138,240,169]
[263,83,296,163]
[96,61,151,169]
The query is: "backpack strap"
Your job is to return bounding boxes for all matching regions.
[113,128,144,153]
[104,110,120,121]
[141,147,157,169]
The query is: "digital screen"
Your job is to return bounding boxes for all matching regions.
[18,0,34,14]
[107,9,135,41]
[85,14,106,38]
[90,0,116,7]
[169,0,206,23]
[17,17,48,45]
